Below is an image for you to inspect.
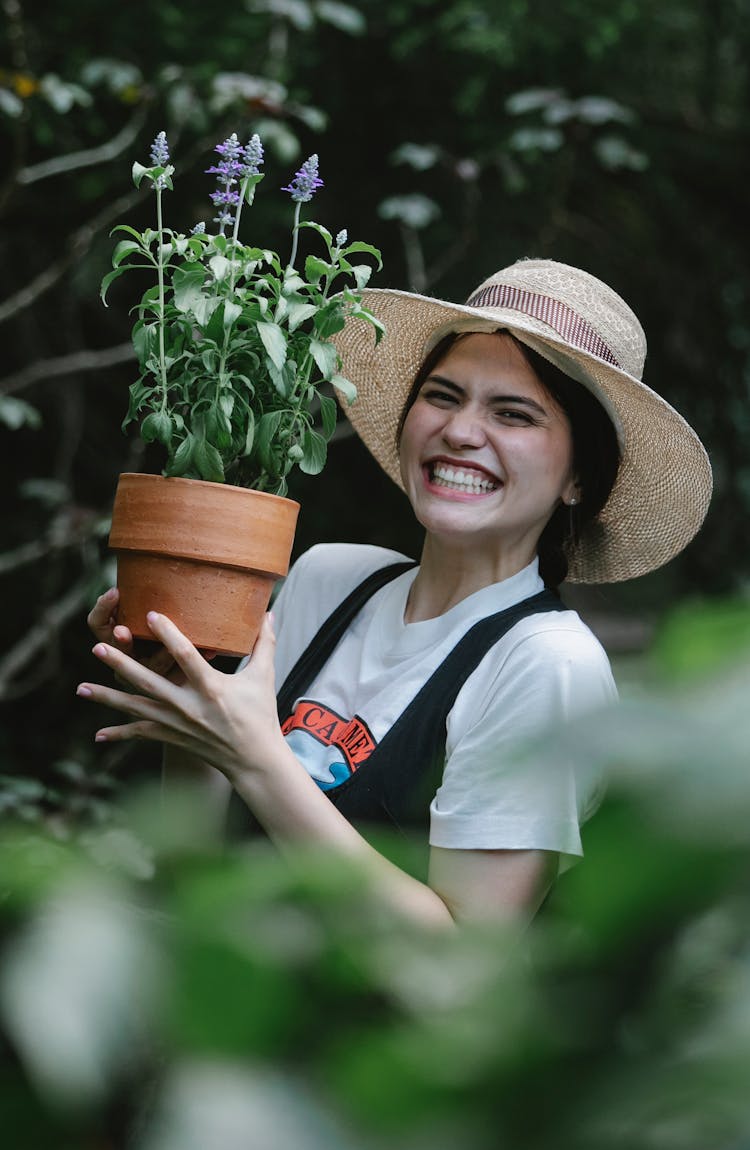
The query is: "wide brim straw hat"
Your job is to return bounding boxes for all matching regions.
[332,258,712,583]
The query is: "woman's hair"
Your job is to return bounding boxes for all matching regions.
[396,330,621,589]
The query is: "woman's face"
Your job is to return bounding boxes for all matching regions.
[399,333,579,566]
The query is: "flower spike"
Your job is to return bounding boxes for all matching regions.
[282,154,324,203]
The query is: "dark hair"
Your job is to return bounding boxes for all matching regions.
[396,331,621,589]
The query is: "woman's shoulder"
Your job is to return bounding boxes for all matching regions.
[290,542,413,583]
[485,607,618,710]
[500,607,615,679]
[273,542,413,626]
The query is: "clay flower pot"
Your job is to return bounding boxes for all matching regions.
[108,473,299,657]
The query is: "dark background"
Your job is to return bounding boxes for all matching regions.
[1,0,749,791]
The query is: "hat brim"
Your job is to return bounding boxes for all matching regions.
[332,288,712,584]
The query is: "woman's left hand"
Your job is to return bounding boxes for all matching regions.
[76,611,284,784]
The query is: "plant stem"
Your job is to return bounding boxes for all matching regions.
[217,175,250,386]
[288,201,301,269]
[155,183,168,412]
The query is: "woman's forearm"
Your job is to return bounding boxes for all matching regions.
[227,735,456,929]
[162,745,232,836]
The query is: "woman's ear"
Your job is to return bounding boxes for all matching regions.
[563,478,582,507]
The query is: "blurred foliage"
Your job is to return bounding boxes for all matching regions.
[2,595,750,1148]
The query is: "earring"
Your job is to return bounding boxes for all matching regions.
[567,497,578,541]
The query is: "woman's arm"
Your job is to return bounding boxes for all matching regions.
[88,587,230,825]
[77,610,554,928]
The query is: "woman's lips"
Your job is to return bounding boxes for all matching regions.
[423,460,502,497]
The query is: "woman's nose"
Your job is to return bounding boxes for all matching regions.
[441,406,486,448]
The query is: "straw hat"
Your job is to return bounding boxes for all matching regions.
[332,258,712,583]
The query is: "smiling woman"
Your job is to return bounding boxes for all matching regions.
[397,333,581,592]
[81,258,713,928]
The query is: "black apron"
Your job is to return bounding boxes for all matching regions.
[228,562,566,846]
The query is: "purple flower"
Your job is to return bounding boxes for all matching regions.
[207,134,246,231]
[282,154,324,203]
[150,131,170,168]
[240,133,264,177]
[191,221,206,235]
[336,229,348,246]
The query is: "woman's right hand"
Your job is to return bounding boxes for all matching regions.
[87,587,178,680]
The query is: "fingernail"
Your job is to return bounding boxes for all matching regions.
[104,587,117,598]
[93,643,108,658]
[146,611,161,624]
[77,685,93,698]
[94,733,108,743]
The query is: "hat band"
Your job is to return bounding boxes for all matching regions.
[465,283,621,368]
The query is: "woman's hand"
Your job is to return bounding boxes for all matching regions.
[77,611,283,784]
[87,588,178,680]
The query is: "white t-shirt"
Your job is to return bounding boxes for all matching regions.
[271,543,617,858]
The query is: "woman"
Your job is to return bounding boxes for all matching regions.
[81,259,712,927]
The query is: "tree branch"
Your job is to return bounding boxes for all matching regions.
[0,576,93,698]
[0,342,134,396]
[0,187,143,326]
[17,106,148,185]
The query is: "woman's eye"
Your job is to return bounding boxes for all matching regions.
[494,408,536,425]
[422,388,458,405]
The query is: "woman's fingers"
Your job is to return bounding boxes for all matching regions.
[238,612,276,679]
[143,612,213,688]
[93,718,178,745]
[89,640,184,705]
[87,589,138,661]
[87,588,122,642]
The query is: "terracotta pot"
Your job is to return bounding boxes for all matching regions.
[108,473,299,657]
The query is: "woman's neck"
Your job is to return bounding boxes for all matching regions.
[404,535,537,623]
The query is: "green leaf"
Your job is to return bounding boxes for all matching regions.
[299,220,333,248]
[304,255,331,284]
[112,239,145,268]
[300,426,328,475]
[132,161,148,188]
[123,379,156,429]
[203,301,227,340]
[193,438,225,482]
[309,338,338,379]
[286,301,319,332]
[256,410,284,469]
[205,402,232,450]
[132,321,157,365]
[242,172,264,205]
[282,272,307,294]
[330,373,357,404]
[242,409,256,457]
[223,300,242,329]
[350,264,373,289]
[172,266,207,313]
[318,393,338,438]
[111,223,148,242]
[140,410,173,446]
[100,266,129,305]
[168,434,195,476]
[201,348,219,374]
[341,241,383,269]
[209,255,231,281]
[257,322,287,371]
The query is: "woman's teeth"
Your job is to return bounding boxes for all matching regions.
[431,464,499,493]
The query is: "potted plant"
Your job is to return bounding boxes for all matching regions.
[102,130,383,656]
